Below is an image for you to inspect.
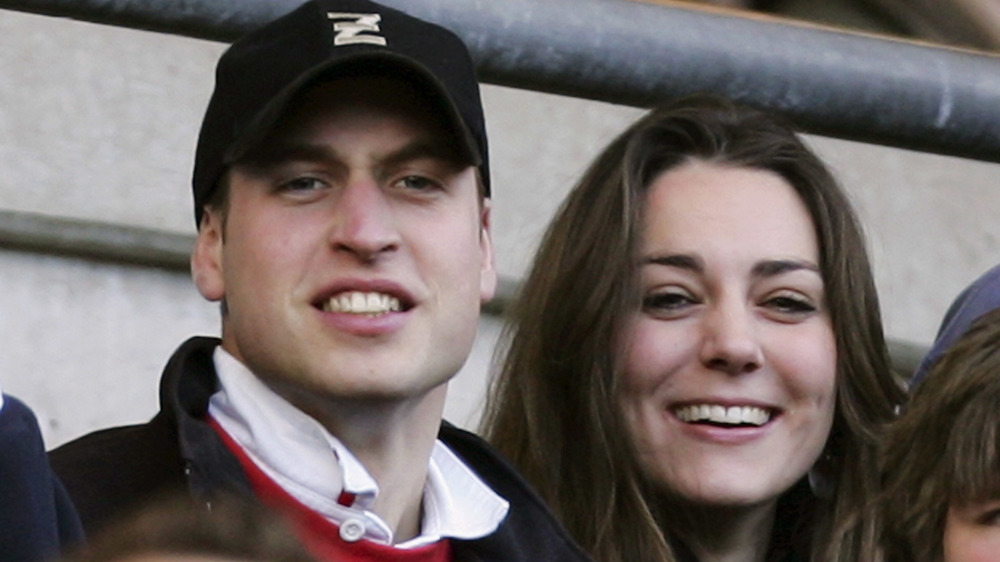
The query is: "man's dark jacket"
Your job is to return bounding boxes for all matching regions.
[49,336,591,561]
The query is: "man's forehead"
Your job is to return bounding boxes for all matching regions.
[243,75,473,167]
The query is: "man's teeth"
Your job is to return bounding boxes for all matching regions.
[674,404,771,426]
[323,291,401,315]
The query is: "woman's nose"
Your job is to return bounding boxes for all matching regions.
[699,301,764,375]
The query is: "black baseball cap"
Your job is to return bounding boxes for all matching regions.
[191,0,489,224]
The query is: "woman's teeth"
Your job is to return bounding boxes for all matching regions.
[674,404,772,426]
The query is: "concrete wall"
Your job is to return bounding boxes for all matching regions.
[1,8,998,449]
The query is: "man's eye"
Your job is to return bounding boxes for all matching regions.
[395,175,438,191]
[279,177,326,192]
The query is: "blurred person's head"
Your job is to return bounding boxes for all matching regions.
[882,308,1000,562]
[63,494,314,562]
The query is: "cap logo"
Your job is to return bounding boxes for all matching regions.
[327,12,387,46]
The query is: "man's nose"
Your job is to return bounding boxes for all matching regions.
[327,179,401,261]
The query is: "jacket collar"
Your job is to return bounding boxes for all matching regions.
[158,336,253,502]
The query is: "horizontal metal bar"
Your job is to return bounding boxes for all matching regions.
[2,0,1000,163]
[0,209,194,270]
[0,209,517,313]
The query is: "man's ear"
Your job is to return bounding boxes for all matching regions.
[191,208,226,302]
[479,199,497,303]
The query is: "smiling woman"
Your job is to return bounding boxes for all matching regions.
[618,161,838,543]
[482,95,904,562]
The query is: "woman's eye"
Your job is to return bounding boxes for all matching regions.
[764,294,816,315]
[642,291,696,313]
[979,509,1000,526]
[970,503,1000,526]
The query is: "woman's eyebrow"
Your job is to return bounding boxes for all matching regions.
[751,259,821,279]
[641,254,703,273]
[639,255,820,279]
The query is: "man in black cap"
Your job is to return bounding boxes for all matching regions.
[50,1,589,560]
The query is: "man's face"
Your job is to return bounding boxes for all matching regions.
[192,75,496,407]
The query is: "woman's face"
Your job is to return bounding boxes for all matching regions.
[619,160,837,510]
[943,499,1000,562]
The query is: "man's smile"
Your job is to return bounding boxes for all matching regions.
[321,291,403,316]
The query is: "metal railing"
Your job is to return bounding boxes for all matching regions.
[1,0,999,162]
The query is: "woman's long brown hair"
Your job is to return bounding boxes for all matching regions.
[482,95,903,562]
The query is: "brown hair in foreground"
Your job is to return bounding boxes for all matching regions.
[880,308,1000,562]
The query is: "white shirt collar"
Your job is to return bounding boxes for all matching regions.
[207,347,508,547]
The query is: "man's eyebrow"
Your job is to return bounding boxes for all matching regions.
[237,137,468,170]
[751,259,821,279]
[237,141,333,169]
[641,254,703,273]
[380,138,469,169]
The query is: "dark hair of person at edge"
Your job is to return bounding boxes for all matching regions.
[880,308,1000,562]
[481,94,905,562]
